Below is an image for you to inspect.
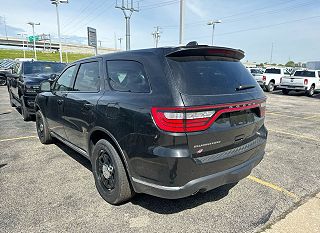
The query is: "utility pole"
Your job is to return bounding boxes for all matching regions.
[270,42,274,64]
[1,16,8,40]
[118,38,123,50]
[27,22,40,60]
[207,20,222,45]
[114,32,117,50]
[50,0,69,63]
[152,26,162,48]
[98,40,102,47]
[115,0,139,51]
[179,0,185,45]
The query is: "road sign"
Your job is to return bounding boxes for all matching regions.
[28,35,40,42]
[87,27,97,47]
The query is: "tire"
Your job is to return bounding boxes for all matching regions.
[9,90,15,107]
[265,81,275,92]
[36,110,53,144]
[306,85,315,97]
[91,139,134,205]
[282,89,290,95]
[21,96,32,121]
[0,77,6,86]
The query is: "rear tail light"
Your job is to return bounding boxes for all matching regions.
[262,76,266,81]
[304,79,308,85]
[151,100,266,133]
[259,101,266,118]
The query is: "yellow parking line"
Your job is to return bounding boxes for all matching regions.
[0,136,37,142]
[268,129,320,143]
[303,115,320,120]
[247,175,299,201]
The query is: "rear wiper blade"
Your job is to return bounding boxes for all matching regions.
[235,85,256,91]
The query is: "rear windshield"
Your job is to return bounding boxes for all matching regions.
[23,62,66,75]
[167,57,259,95]
[294,71,315,77]
[265,68,281,74]
[250,69,263,74]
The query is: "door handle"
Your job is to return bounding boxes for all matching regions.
[57,99,64,105]
[83,103,94,110]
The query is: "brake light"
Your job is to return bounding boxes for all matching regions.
[262,76,266,81]
[304,79,308,85]
[151,100,265,133]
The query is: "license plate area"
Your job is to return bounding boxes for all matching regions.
[230,110,253,126]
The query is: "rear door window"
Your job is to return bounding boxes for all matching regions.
[106,60,150,93]
[294,71,315,77]
[264,68,281,74]
[73,61,100,92]
[167,57,258,95]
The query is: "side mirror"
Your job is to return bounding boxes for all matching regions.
[49,73,58,82]
[40,80,52,92]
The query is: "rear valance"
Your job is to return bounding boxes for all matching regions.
[166,47,245,60]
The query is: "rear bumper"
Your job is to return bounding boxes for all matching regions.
[278,85,307,91]
[132,150,264,199]
[131,125,267,199]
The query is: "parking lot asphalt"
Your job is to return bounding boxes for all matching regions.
[0,86,319,233]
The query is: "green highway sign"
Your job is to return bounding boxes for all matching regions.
[28,35,40,42]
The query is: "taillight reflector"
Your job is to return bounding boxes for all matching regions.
[304,79,308,85]
[262,76,266,81]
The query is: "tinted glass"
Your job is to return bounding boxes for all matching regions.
[265,68,281,74]
[250,69,262,74]
[53,65,76,91]
[167,57,258,95]
[107,61,150,93]
[23,62,66,75]
[294,71,315,77]
[74,62,100,92]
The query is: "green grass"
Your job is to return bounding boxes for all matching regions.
[0,49,94,63]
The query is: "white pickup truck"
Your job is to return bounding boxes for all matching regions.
[279,69,320,96]
[255,67,291,92]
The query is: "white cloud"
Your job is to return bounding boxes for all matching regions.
[186,0,207,19]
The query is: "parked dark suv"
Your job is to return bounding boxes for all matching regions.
[35,44,267,204]
[7,61,66,120]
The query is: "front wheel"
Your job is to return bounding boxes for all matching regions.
[36,110,53,144]
[91,139,134,205]
[21,96,32,121]
[265,81,275,92]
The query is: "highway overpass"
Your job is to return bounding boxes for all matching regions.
[0,36,117,54]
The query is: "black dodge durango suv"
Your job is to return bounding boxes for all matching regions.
[35,44,267,204]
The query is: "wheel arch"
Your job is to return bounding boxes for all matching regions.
[88,127,132,177]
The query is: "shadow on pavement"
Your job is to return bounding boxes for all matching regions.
[269,90,320,98]
[53,139,237,213]
[54,140,92,171]
[131,182,237,214]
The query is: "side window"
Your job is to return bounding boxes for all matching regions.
[53,65,76,91]
[74,61,100,92]
[318,71,320,78]
[107,60,150,93]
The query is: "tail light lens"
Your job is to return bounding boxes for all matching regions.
[262,76,266,81]
[304,79,308,85]
[259,101,266,118]
[151,100,266,133]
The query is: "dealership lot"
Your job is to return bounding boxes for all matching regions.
[0,86,319,233]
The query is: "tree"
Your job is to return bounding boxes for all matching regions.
[285,61,295,67]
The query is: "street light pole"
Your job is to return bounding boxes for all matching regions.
[27,22,40,60]
[17,33,27,58]
[207,20,222,45]
[179,0,185,45]
[50,0,69,63]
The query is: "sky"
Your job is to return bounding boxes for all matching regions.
[0,0,319,64]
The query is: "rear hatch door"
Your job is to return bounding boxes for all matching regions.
[166,47,266,159]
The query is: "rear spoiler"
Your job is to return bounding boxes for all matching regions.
[166,47,245,60]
